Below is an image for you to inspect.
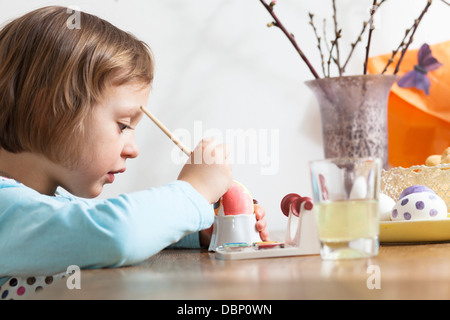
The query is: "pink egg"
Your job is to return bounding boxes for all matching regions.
[222,181,254,215]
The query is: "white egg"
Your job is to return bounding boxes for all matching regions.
[349,176,367,199]
[391,191,448,221]
[378,193,395,221]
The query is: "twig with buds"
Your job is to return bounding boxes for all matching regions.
[381,28,412,74]
[259,0,443,78]
[331,0,343,76]
[260,0,320,79]
[363,0,379,74]
[393,0,433,74]
[327,29,342,77]
[308,13,326,77]
[322,18,339,70]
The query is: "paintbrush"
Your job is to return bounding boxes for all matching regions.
[140,106,192,156]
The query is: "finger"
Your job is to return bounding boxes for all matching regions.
[201,137,216,145]
[212,143,229,162]
[190,138,215,164]
[191,138,217,165]
[259,230,270,241]
[219,143,231,159]
[197,137,217,154]
[204,138,223,165]
[254,204,266,220]
[255,219,267,232]
[193,138,213,152]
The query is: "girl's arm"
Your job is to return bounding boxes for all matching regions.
[0,180,213,277]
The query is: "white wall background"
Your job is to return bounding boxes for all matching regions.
[1,0,449,232]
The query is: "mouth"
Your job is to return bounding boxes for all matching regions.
[107,168,126,183]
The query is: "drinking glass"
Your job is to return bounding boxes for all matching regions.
[309,157,381,260]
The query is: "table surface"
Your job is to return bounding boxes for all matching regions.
[34,239,450,300]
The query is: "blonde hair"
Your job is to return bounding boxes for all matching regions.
[0,6,154,165]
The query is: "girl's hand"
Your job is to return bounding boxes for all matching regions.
[254,204,269,241]
[178,138,233,204]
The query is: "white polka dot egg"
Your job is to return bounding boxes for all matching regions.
[391,185,448,221]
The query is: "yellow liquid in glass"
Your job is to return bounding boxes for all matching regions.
[315,199,379,243]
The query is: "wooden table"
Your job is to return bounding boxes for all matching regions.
[34,240,450,300]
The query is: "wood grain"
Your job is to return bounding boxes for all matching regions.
[34,243,450,300]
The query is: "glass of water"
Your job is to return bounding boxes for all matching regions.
[309,157,381,260]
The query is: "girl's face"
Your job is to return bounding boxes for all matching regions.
[59,82,151,198]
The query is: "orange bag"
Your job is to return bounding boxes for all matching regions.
[368,40,450,168]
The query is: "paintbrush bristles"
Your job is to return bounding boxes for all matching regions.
[140,106,192,156]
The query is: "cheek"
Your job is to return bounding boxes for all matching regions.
[73,141,116,174]
[85,144,121,169]
[74,119,124,170]
[82,129,120,159]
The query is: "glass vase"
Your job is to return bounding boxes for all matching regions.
[305,74,397,169]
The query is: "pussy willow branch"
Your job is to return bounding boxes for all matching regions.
[327,41,337,77]
[310,15,343,77]
[320,0,387,75]
[308,13,326,77]
[259,0,445,78]
[342,21,367,74]
[322,18,330,52]
[327,32,341,77]
[383,0,448,73]
[343,0,387,73]
[393,0,433,74]
[331,0,342,75]
[259,0,320,79]
[381,28,412,74]
[363,0,378,74]
[322,18,339,71]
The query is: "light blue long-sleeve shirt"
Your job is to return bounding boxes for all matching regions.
[0,177,214,286]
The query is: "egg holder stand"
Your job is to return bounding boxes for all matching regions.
[213,195,320,260]
[139,107,320,260]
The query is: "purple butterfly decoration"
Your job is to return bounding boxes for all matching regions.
[397,43,443,95]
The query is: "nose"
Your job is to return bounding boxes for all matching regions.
[122,136,140,159]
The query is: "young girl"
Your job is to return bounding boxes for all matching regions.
[0,6,268,298]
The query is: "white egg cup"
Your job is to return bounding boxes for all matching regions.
[208,214,260,251]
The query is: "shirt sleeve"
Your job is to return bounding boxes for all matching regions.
[168,232,201,249]
[0,179,213,278]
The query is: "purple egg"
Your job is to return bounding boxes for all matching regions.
[399,185,436,200]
